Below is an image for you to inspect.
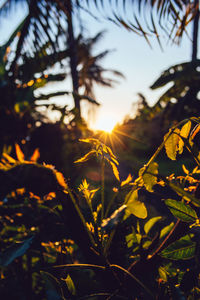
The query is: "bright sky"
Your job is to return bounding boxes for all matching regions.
[0,2,199,131]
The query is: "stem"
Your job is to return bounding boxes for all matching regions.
[101,156,105,221]
[66,189,96,247]
[192,0,199,62]
[105,191,118,218]
[109,264,154,298]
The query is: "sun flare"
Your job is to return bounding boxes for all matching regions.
[92,117,117,133]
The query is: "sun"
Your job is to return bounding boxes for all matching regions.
[92,117,117,133]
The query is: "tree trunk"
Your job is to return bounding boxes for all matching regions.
[55,0,81,118]
[192,0,199,61]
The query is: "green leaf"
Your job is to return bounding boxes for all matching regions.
[63,274,76,296]
[164,128,180,160]
[124,190,147,219]
[74,150,96,163]
[160,222,174,239]
[126,227,138,248]
[41,271,63,300]
[0,236,34,267]
[160,235,196,260]
[179,121,192,154]
[144,216,162,235]
[165,199,197,222]
[139,162,158,192]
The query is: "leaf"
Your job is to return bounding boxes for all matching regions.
[64,274,76,296]
[158,267,168,281]
[160,222,174,239]
[106,146,119,165]
[160,235,196,260]
[74,150,96,163]
[182,164,189,175]
[165,199,197,223]
[125,228,138,248]
[121,174,133,187]
[179,121,191,154]
[169,182,200,207]
[164,128,180,160]
[55,171,67,189]
[41,271,63,300]
[0,236,34,266]
[2,153,16,163]
[30,148,40,162]
[110,161,120,181]
[15,144,24,162]
[124,189,147,219]
[139,162,158,192]
[190,124,200,141]
[144,216,162,235]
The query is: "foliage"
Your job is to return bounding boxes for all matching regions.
[1,118,200,298]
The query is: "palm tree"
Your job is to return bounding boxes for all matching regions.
[149,2,199,127]
[1,0,199,117]
[83,0,199,46]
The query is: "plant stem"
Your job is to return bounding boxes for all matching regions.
[101,156,105,221]
[66,189,96,247]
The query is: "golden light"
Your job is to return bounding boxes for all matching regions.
[92,117,117,133]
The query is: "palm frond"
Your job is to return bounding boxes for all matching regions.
[82,0,198,45]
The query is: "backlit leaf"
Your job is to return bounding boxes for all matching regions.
[179,121,191,154]
[160,235,196,260]
[124,189,147,219]
[55,172,67,189]
[169,182,200,207]
[144,216,162,235]
[15,144,24,162]
[164,128,180,160]
[182,164,189,175]
[190,124,200,141]
[139,162,158,192]
[121,174,133,187]
[2,153,16,163]
[160,222,174,239]
[30,148,40,162]
[158,267,168,281]
[74,150,96,163]
[110,161,120,181]
[0,236,34,266]
[165,199,197,222]
[64,274,76,296]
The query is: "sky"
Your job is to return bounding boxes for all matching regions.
[0,1,198,131]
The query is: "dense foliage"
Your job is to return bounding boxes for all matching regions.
[1,118,200,299]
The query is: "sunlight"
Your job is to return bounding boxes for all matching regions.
[92,117,117,133]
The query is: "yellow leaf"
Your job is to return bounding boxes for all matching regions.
[15,144,24,162]
[139,162,158,192]
[74,150,96,163]
[190,124,200,141]
[106,146,119,165]
[182,164,189,175]
[55,171,67,189]
[164,128,180,160]
[121,174,133,187]
[30,148,40,162]
[179,121,192,154]
[110,161,120,181]
[2,153,16,163]
[124,189,147,219]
